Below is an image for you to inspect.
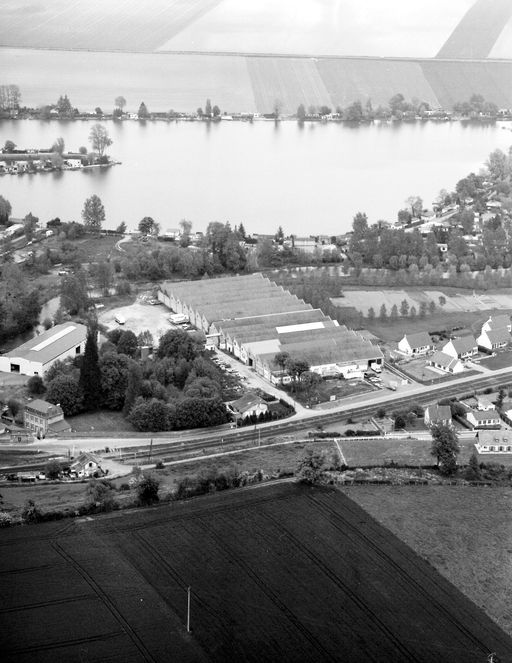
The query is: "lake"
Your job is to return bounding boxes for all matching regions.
[1,119,511,236]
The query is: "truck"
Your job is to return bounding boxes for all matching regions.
[370,362,382,373]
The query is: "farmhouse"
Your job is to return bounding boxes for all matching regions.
[477,328,510,352]
[481,314,511,334]
[424,404,452,427]
[398,332,434,356]
[23,399,70,437]
[159,275,382,384]
[229,393,269,420]
[427,351,464,374]
[466,409,501,429]
[70,452,103,478]
[442,336,477,360]
[476,431,512,453]
[0,323,87,377]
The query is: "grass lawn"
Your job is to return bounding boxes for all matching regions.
[0,481,89,514]
[75,235,119,262]
[365,310,478,342]
[67,410,135,433]
[481,350,512,371]
[342,484,512,636]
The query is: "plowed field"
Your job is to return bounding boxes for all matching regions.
[1,483,511,662]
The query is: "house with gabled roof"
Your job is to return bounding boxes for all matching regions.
[424,404,452,427]
[427,351,464,374]
[70,452,104,478]
[398,332,434,356]
[477,328,510,352]
[466,409,501,430]
[476,431,512,453]
[229,393,268,420]
[482,314,511,334]
[442,336,477,360]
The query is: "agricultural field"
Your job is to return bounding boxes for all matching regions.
[316,58,440,109]
[2,483,512,662]
[437,0,512,59]
[246,57,331,116]
[343,484,512,637]
[0,0,222,52]
[338,435,506,468]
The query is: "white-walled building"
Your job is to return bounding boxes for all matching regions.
[477,328,510,352]
[398,332,434,356]
[442,336,478,360]
[0,322,87,377]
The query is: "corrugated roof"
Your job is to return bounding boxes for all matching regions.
[6,323,87,365]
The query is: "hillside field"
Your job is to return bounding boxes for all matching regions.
[1,483,512,662]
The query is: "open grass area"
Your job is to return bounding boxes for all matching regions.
[342,484,512,637]
[67,410,135,434]
[2,483,511,662]
[481,350,512,371]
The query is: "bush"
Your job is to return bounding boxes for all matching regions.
[155,460,165,469]
[22,499,42,524]
[85,479,116,511]
[136,472,160,505]
[0,511,14,527]
[118,483,130,491]
[27,375,46,395]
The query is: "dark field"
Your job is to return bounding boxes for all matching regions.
[1,483,511,662]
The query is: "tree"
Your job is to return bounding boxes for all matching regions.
[116,221,127,234]
[123,362,142,416]
[79,325,102,411]
[496,387,506,410]
[88,123,112,157]
[431,423,459,476]
[158,329,200,361]
[117,330,138,357]
[45,460,62,480]
[273,351,290,377]
[7,398,21,420]
[367,306,375,321]
[205,98,212,117]
[60,270,89,315]
[273,99,282,119]
[179,218,192,247]
[96,261,114,296]
[82,194,105,233]
[212,105,221,118]
[46,374,83,416]
[129,398,169,431]
[99,352,131,410]
[4,140,15,152]
[400,299,409,316]
[138,216,159,237]
[136,472,160,505]
[296,448,325,484]
[0,195,12,224]
[115,96,126,111]
[56,94,73,115]
[297,103,306,121]
[465,451,482,481]
[379,303,387,321]
[406,195,423,218]
[51,137,65,155]
[27,375,45,395]
[22,499,42,524]
[138,102,149,119]
[137,329,153,347]
[85,479,115,511]
[184,377,221,399]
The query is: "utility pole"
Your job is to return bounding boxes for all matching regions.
[148,437,153,464]
[186,586,191,633]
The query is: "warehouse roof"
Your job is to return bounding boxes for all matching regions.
[5,323,87,365]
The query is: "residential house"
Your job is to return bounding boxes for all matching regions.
[442,336,478,360]
[427,351,464,374]
[229,393,269,420]
[481,315,511,334]
[70,452,103,478]
[23,399,70,437]
[476,395,495,412]
[477,328,510,352]
[398,332,434,356]
[476,431,512,453]
[466,409,501,429]
[424,404,452,427]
